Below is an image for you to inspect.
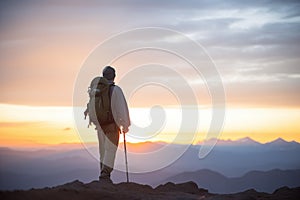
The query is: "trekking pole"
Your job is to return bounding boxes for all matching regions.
[122,127,129,183]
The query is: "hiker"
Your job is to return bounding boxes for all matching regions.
[84,66,130,183]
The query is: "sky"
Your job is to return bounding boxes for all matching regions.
[0,0,300,147]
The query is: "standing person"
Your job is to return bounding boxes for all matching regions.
[84,66,130,183]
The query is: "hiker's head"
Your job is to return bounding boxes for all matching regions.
[102,66,116,81]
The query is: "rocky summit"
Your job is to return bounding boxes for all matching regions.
[1,180,299,200]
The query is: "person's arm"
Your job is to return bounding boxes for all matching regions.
[111,86,130,133]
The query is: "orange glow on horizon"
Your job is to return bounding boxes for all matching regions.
[0,104,300,148]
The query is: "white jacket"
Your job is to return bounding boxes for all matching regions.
[111,85,130,130]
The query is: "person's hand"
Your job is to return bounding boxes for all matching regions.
[122,126,129,134]
[84,109,88,119]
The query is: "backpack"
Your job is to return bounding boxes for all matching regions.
[87,77,115,127]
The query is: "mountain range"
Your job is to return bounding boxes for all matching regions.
[1,137,300,193]
[163,169,300,193]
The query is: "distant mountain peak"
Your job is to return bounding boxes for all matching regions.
[267,138,289,145]
[264,138,300,150]
[236,137,260,145]
[201,137,261,146]
[199,137,300,147]
[273,137,287,143]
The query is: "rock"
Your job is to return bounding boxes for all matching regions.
[116,182,153,192]
[53,180,86,190]
[155,181,207,195]
[272,186,300,200]
[0,180,299,200]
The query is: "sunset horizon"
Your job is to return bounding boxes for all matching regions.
[1,102,299,148]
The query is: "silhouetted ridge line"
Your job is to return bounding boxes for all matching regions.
[1,180,300,200]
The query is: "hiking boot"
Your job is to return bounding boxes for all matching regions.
[99,175,113,184]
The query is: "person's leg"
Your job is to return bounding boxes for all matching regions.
[100,123,120,181]
[97,127,106,178]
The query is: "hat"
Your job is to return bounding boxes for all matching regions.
[102,66,116,80]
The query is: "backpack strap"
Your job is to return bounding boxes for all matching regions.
[107,83,115,124]
[109,83,115,100]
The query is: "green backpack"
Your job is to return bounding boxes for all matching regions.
[87,77,115,127]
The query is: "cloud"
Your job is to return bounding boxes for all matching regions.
[0,0,299,107]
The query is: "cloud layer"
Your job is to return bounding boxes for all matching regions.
[0,0,299,107]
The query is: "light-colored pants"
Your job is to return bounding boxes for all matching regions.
[97,123,120,178]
